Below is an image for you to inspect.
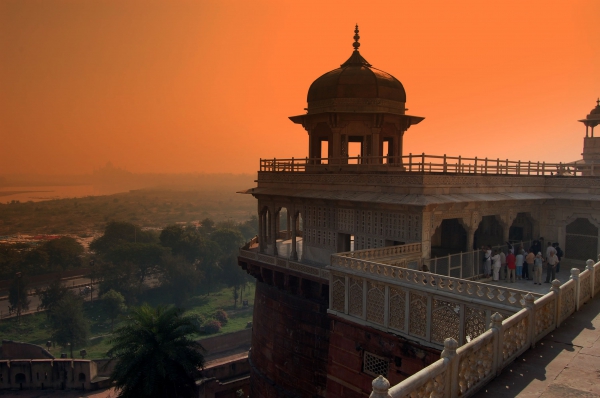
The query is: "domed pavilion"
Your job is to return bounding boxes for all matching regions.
[289,25,423,165]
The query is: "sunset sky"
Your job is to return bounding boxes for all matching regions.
[1,0,599,175]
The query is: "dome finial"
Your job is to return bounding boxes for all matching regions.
[353,24,360,51]
[597,97,599,107]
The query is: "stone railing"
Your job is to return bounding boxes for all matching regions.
[329,255,537,309]
[238,248,329,281]
[328,258,544,351]
[260,153,599,177]
[335,243,422,261]
[370,261,600,398]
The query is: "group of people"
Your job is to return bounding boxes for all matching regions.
[483,241,564,285]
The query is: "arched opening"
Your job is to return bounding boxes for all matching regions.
[431,219,468,257]
[566,218,599,261]
[474,215,504,249]
[509,212,534,242]
[78,373,86,382]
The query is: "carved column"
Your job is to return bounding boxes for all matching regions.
[258,211,265,253]
[331,128,342,163]
[291,213,298,261]
[271,207,278,256]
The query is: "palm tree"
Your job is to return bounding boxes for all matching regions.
[106,304,205,398]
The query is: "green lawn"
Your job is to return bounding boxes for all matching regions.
[0,283,255,359]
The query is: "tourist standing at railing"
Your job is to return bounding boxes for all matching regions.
[516,249,525,280]
[500,250,507,280]
[545,251,558,283]
[520,247,530,280]
[491,250,501,281]
[483,245,492,277]
[526,250,535,281]
[533,252,544,284]
[506,251,516,282]
[553,242,563,273]
[545,242,556,261]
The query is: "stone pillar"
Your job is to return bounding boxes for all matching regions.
[332,129,342,163]
[271,208,278,256]
[372,132,381,163]
[258,212,265,253]
[286,211,291,240]
[291,213,298,261]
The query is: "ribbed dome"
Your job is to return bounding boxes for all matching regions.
[307,52,406,104]
[304,26,407,116]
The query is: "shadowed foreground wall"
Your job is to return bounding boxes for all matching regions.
[249,280,329,398]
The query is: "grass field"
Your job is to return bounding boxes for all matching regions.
[0,283,255,359]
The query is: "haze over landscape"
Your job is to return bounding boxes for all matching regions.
[1,0,599,178]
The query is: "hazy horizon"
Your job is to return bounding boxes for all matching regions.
[2,0,599,175]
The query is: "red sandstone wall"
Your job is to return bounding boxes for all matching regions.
[199,329,252,358]
[326,316,441,398]
[249,281,329,398]
[0,340,54,360]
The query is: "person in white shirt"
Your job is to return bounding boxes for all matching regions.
[499,250,507,280]
[545,251,558,283]
[491,250,501,281]
[545,242,556,260]
[483,246,492,277]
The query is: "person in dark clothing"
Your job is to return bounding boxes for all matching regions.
[553,243,563,273]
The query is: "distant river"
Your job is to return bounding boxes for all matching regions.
[0,185,127,203]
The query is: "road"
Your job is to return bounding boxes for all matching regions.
[0,274,160,320]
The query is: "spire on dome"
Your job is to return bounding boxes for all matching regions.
[341,24,371,67]
[353,24,360,51]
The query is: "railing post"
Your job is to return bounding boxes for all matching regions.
[490,312,504,376]
[291,157,295,171]
[409,152,412,172]
[369,375,391,398]
[551,279,561,328]
[587,259,596,298]
[524,293,536,348]
[528,161,531,175]
[571,268,581,311]
[442,338,459,397]
[536,161,540,175]
[505,159,509,174]
[496,158,500,174]
[474,157,478,174]
[422,152,425,172]
[542,161,546,175]
[484,157,488,174]
[443,154,447,173]
[517,160,521,175]
[458,155,462,173]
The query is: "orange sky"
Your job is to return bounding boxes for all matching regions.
[1,0,599,175]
